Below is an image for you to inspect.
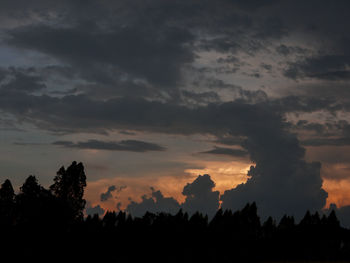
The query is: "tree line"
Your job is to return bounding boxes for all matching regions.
[0,161,350,262]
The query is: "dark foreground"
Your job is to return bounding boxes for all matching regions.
[0,161,349,262]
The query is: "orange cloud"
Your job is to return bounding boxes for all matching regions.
[323,178,350,208]
[85,160,251,213]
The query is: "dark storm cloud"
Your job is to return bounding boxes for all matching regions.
[284,55,350,81]
[0,92,281,136]
[0,0,295,101]
[1,0,348,219]
[302,138,350,147]
[6,24,195,89]
[53,139,166,152]
[0,91,329,217]
[221,161,327,220]
[200,146,248,157]
[182,174,220,217]
[0,67,46,93]
[294,120,350,146]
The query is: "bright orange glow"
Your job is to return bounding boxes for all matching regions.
[85,160,252,213]
[85,157,350,214]
[185,160,251,194]
[323,178,350,208]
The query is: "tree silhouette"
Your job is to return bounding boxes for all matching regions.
[0,179,15,226]
[50,161,87,221]
[0,179,15,202]
[328,209,340,227]
[0,162,349,262]
[15,175,52,226]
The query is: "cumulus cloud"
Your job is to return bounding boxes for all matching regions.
[182,174,220,217]
[126,187,180,217]
[126,174,220,218]
[100,185,127,202]
[86,202,105,216]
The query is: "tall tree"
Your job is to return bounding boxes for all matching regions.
[16,175,49,226]
[50,161,87,221]
[0,179,15,203]
[0,179,15,226]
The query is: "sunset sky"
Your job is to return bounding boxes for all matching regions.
[1,0,350,221]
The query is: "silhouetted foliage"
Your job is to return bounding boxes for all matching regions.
[0,179,15,226]
[1,161,350,262]
[50,161,87,221]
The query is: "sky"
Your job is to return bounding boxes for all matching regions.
[1,0,350,223]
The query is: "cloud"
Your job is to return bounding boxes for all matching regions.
[5,18,195,94]
[126,187,181,217]
[53,139,166,152]
[302,137,350,147]
[221,161,327,220]
[0,67,46,94]
[0,93,328,219]
[200,146,248,157]
[86,202,105,216]
[126,174,219,218]
[100,186,116,202]
[284,55,350,81]
[1,0,348,220]
[0,0,293,102]
[182,174,220,217]
[100,185,127,202]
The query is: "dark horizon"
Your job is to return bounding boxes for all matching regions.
[0,161,348,262]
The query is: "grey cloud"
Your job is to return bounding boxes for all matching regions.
[0,93,328,218]
[0,0,346,220]
[284,55,350,80]
[275,44,308,57]
[221,161,327,220]
[215,136,246,146]
[181,90,221,105]
[100,186,116,202]
[268,96,342,114]
[126,174,219,218]
[86,203,105,216]
[295,120,327,135]
[294,120,350,146]
[0,0,294,102]
[200,146,248,157]
[53,139,166,152]
[302,137,350,147]
[182,174,220,218]
[100,185,127,202]
[6,24,195,89]
[126,187,181,217]
[260,63,272,72]
[0,67,46,93]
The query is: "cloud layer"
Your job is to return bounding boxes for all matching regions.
[1,0,350,220]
